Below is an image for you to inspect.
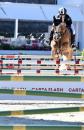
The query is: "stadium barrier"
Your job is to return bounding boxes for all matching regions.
[0,89,84,98]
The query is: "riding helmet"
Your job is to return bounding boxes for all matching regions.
[59,7,67,15]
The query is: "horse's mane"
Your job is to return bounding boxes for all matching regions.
[57,23,69,34]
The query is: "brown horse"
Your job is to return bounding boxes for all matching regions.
[51,23,73,60]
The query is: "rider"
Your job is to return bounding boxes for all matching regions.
[49,7,75,46]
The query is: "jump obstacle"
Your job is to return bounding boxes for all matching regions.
[0,105,84,129]
[0,55,84,76]
[0,55,84,129]
[0,55,84,99]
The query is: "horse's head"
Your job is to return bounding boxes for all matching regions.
[53,26,61,42]
[57,23,67,35]
[52,23,67,43]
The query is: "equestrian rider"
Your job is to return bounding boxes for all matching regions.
[49,7,75,46]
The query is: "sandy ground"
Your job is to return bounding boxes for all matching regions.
[0,101,84,125]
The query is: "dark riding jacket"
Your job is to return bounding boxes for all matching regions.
[53,14,72,27]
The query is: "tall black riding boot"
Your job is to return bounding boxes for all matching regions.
[72,34,76,48]
[49,30,54,45]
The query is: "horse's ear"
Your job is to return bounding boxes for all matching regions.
[53,16,56,23]
[53,16,56,20]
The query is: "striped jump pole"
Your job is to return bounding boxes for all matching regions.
[0,89,84,99]
[0,125,84,130]
[0,54,82,59]
[0,106,84,116]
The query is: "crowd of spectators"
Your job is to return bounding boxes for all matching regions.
[0,33,50,50]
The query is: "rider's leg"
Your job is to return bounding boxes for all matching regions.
[69,27,73,43]
[68,27,74,46]
[49,30,54,45]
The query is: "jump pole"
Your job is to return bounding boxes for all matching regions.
[0,75,84,81]
[0,125,84,130]
[0,106,84,116]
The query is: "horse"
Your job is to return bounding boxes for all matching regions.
[51,22,73,60]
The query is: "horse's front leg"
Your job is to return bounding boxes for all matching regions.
[67,47,73,60]
[51,41,57,59]
[51,47,56,59]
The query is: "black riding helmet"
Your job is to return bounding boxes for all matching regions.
[59,7,67,15]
